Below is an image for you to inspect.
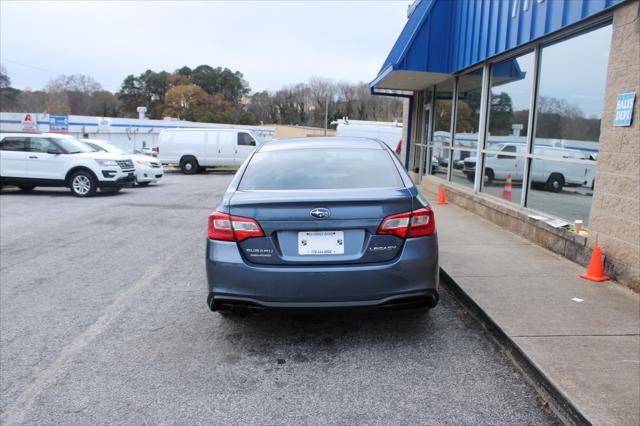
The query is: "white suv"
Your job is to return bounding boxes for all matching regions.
[0,132,135,197]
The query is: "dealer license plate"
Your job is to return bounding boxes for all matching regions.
[298,231,344,255]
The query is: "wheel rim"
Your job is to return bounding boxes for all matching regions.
[72,175,91,195]
[185,162,192,171]
[552,180,560,189]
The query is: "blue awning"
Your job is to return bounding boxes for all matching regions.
[370,0,452,94]
[370,0,623,95]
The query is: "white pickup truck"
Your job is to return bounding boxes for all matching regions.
[462,143,596,192]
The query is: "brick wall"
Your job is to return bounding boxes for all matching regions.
[588,0,640,288]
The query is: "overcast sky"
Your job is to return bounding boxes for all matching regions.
[0,0,411,93]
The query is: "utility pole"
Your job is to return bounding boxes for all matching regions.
[324,96,329,136]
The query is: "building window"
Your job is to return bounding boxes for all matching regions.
[527,24,612,225]
[415,22,611,227]
[411,91,426,173]
[480,51,535,204]
[429,79,454,179]
[452,68,483,189]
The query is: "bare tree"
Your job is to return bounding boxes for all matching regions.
[45,74,103,115]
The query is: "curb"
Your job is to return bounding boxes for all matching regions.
[439,268,591,426]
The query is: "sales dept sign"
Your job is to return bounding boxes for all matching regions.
[614,92,635,127]
[49,114,69,133]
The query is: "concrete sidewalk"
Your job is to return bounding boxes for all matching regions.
[431,196,640,425]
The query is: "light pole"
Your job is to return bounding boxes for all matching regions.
[324,96,329,136]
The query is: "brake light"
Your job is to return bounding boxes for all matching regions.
[208,212,264,242]
[377,207,435,238]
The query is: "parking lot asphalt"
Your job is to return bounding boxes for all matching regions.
[0,172,558,425]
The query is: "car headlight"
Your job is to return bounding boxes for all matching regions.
[96,159,118,167]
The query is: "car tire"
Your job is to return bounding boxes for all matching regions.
[485,169,495,185]
[18,185,36,191]
[136,181,150,187]
[69,171,97,197]
[546,173,565,193]
[465,173,475,182]
[180,157,200,174]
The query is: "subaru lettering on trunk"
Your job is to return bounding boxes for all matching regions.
[205,137,439,315]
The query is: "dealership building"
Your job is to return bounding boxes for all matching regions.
[371,0,639,289]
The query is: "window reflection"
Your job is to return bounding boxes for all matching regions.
[534,25,612,150]
[527,158,595,224]
[454,69,483,150]
[430,80,454,179]
[486,51,534,151]
[450,149,475,189]
[480,152,524,204]
[430,146,449,178]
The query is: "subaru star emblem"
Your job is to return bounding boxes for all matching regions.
[310,208,331,219]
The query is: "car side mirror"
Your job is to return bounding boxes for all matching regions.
[47,149,61,155]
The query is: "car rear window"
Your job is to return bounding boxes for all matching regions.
[238,148,404,190]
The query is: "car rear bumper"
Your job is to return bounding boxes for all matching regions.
[205,234,439,310]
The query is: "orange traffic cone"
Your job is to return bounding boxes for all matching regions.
[436,187,448,205]
[580,245,609,282]
[502,173,513,201]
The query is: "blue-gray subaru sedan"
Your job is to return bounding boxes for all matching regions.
[206,137,438,315]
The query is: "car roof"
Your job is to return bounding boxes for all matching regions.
[259,137,386,152]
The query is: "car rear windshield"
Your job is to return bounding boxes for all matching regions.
[238,148,404,190]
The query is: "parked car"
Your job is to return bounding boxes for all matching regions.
[205,137,439,316]
[462,143,596,192]
[157,128,262,174]
[81,139,164,186]
[0,132,134,197]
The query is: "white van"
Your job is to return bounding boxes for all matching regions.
[157,128,261,174]
[462,143,596,192]
[334,119,403,152]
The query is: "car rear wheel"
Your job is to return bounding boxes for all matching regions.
[485,169,495,185]
[18,185,36,191]
[69,171,97,197]
[546,173,565,193]
[180,157,200,174]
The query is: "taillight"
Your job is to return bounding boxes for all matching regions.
[377,207,435,238]
[208,212,264,242]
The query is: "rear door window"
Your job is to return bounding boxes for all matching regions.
[239,148,404,190]
[0,137,27,151]
[28,138,58,153]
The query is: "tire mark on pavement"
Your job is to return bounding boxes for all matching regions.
[0,246,182,425]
